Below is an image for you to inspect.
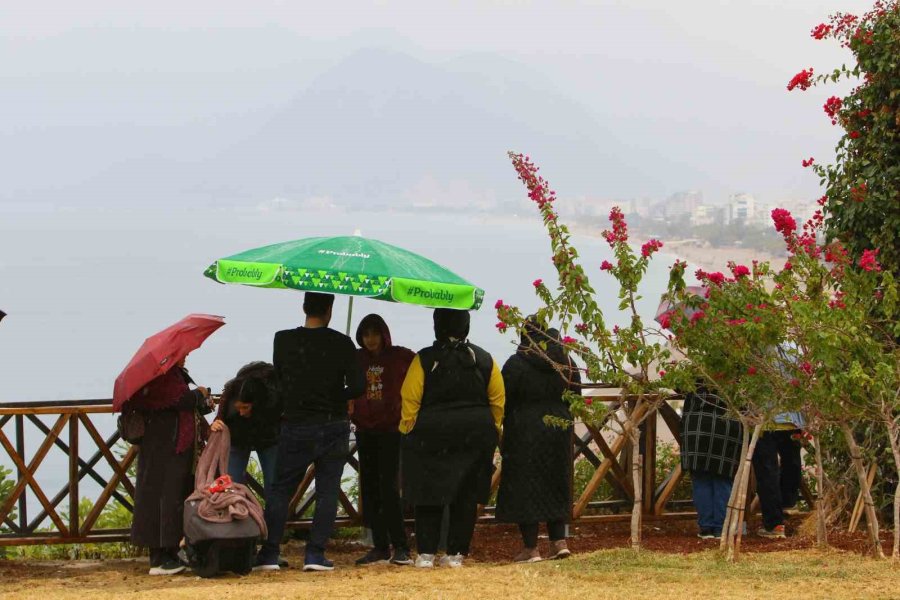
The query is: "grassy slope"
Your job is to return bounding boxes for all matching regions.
[1,548,898,600]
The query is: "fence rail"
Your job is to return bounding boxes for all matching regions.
[0,396,808,547]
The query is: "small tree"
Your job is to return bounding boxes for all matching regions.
[768,206,898,558]
[496,152,674,550]
[665,259,801,561]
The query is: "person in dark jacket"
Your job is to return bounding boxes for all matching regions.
[352,314,416,566]
[400,308,505,568]
[128,357,213,575]
[255,292,366,572]
[681,384,743,539]
[210,361,282,502]
[496,323,581,562]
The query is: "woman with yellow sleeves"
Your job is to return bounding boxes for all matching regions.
[399,308,505,568]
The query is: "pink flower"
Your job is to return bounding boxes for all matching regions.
[811,23,832,39]
[771,208,797,237]
[495,322,508,333]
[706,272,726,286]
[800,361,813,375]
[575,323,588,334]
[802,157,815,168]
[658,312,672,329]
[859,248,881,272]
[532,278,543,288]
[585,397,593,406]
[561,336,577,345]
[600,260,614,271]
[823,96,842,124]
[731,264,750,278]
[601,206,629,246]
[783,261,793,271]
[690,311,705,323]
[790,378,800,387]
[726,318,747,326]
[747,366,757,375]
[494,299,505,310]
[658,370,666,378]
[641,239,663,258]
[612,325,620,334]
[787,68,814,91]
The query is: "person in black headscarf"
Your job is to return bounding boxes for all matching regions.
[399,308,505,568]
[496,321,581,562]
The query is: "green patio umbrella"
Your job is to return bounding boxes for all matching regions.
[204,236,484,331]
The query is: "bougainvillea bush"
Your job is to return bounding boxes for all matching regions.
[790,0,900,278]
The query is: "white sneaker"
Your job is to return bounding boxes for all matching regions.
[148,562,186,576]
[439,553,464,568]
[415,553,435,568]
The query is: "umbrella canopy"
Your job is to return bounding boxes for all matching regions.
[203,236,484,310]
[113,313,225,410]
[655,285,708,329]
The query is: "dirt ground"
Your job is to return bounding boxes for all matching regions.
[2,518,897,600]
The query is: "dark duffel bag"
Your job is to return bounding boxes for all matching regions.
[183,496,262,577]
[182,537,257,578]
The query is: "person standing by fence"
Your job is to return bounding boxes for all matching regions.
[496,322,580,562]
[254,292,365,572]
[128,357,213,575]
[400,308,505,568]
[351,314,415,566]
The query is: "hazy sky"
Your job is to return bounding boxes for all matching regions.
[1,0,874,205]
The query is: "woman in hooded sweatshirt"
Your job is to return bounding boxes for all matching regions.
[400,308,505,568]
[352,314,416,566]
[496,322,581,562]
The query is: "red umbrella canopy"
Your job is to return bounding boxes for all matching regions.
[113,314,225,410]
[654,286,708,330]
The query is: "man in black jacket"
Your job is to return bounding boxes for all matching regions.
[255,292,365,572]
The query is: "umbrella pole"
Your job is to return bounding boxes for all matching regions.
[346,296,354,336]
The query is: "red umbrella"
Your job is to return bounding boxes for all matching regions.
[654,286,708,329]
[113,313,225,410]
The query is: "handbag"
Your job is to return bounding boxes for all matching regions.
[117,408,145,445]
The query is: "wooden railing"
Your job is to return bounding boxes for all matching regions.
[0,396,725,546]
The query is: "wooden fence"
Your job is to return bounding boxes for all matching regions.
[0,396,801,547]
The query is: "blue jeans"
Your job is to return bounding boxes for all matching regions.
[691,471,732,535]
[260,421,350,561]
[228,444,279,502]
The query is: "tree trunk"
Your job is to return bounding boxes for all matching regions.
[720,421,749,553]
[726,423,762,562]
[841,421,885,559]
[813,434,829,549]
[630,428,643,550]
[883,418,900,560]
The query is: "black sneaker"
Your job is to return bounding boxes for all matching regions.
[148,559,187,576]
[390,549,414,566]
[355,548,391,566]
[252,554,281,572]
[697,528,717,540]
[303,553,335,572]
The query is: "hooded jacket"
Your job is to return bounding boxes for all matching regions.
[353,314,415,432]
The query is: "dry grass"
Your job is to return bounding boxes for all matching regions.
[2,547,899,600]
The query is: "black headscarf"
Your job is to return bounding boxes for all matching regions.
[433,308,470,343]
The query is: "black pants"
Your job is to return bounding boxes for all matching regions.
[414,475,480,556]
[752,429,802,530]
[358,431,408,552]
[518,521,566,548]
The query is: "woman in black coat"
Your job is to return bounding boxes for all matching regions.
[128,359,212,575]
[495,324,580,562]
